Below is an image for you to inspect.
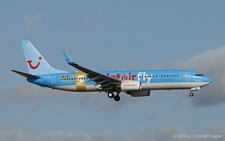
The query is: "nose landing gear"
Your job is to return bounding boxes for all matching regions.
[189,92,194,97]
[189,87,200,97]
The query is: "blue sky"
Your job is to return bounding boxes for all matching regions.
[1,1,225,140]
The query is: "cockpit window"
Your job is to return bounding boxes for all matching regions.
[195,74,204,76]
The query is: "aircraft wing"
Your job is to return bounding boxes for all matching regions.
[62,50,121,90]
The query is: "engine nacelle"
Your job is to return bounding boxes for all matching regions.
[121,80,141,91]
[127,90,150,97]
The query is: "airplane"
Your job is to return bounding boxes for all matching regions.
[12,40,212,101]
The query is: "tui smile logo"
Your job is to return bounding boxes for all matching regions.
[27,56,42,69]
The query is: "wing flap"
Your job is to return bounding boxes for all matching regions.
[88,76,101,82]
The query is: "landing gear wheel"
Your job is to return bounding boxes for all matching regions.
[108,92,114,98]
[190,93,194,97]
[114,95,120,101]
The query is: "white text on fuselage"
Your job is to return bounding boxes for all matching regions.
[106,72,153,83]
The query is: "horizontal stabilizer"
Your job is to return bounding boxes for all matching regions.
[11,70,40,79]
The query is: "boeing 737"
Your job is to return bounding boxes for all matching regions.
[12,40,212,101]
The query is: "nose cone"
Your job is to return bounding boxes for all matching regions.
[204,77,212,84]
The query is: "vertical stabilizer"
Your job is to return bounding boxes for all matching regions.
[22,40,66,74]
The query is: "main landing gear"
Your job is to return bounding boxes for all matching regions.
[108,92,114,98]
[107,92,120,101]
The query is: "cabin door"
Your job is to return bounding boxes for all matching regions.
[51,76,56,85]
[185,72,190,81]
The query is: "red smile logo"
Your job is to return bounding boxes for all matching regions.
[27,56,42,69]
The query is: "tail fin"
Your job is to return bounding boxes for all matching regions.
[22,40,66,74]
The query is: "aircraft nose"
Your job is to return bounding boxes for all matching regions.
[205,77,212,84]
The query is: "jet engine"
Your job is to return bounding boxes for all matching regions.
[121,80,141,91]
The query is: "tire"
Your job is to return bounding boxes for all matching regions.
[108,92,114,98]
[114,95,120,101]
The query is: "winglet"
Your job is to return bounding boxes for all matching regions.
[62,50,75,65]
